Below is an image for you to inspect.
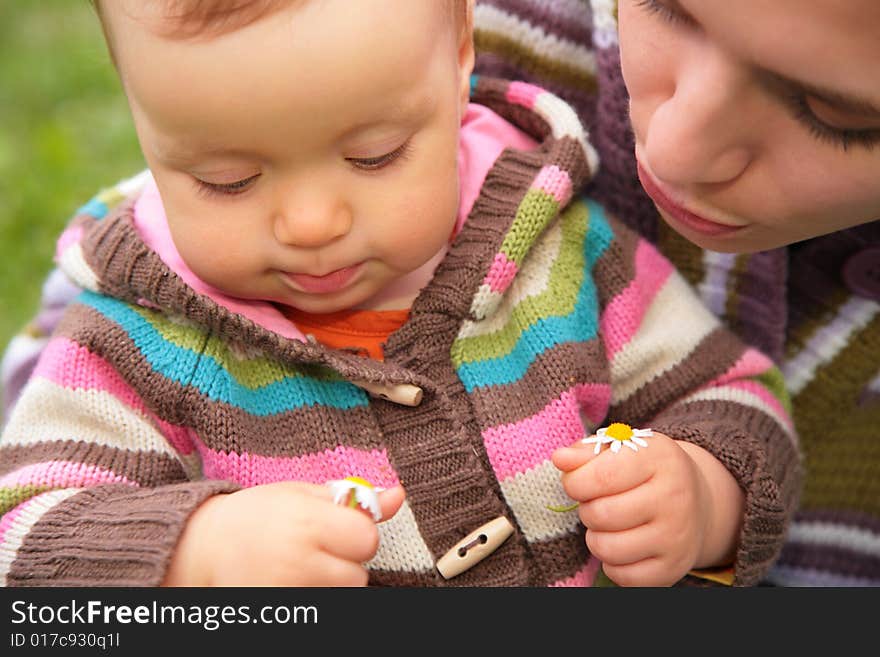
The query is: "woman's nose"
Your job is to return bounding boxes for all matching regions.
[641,48,757,187]
[273,189,353,249]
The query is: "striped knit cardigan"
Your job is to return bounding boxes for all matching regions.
[472,0,880,586]
[0,77,799,587]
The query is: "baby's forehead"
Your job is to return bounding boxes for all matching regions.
[100,0,464,42]
[97,0,298,41]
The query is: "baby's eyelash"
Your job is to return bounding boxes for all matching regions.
[784,94,880,152]
[635,0,689,25]
[194,173,260,197]
[346,140,411,171]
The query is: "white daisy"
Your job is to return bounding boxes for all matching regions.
[328,476,382,521]
[582,423,653,454]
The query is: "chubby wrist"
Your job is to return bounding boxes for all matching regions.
[162,493,228,586]
[675,440,745,569]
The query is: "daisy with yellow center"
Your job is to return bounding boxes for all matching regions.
[583,423,653,454]
[328,476,382,521]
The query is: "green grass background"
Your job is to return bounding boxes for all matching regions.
[0,2,144,352]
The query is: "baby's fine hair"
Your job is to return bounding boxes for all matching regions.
[92,0,468,42]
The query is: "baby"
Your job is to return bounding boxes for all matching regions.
[0,0,800,586]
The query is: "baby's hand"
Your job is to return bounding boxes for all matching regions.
[552,432,712,586]
[163,481,406,586]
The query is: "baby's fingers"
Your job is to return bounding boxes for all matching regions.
[376,485,406,522]
[551,440,602,473]
[561,449,652,501]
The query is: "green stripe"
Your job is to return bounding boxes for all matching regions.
[0,484,53,516]
[133,305,343,389]
[452,202,588,366]
[499,189,561,265]
[751,368,791,415]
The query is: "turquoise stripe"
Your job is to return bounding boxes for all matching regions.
[470,74,480,96]
[78,291,369,414]
[76,198,109,219]
[456,199,613,391]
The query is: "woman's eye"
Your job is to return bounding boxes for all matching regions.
[347,141,411,171]
[785,94,880,152]
[195,173,260,196]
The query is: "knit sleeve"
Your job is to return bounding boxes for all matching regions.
[593,218,802,586]
[0,313,239,587]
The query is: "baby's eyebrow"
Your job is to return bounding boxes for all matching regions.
[341,95,435,138]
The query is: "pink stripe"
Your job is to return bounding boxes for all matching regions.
[550,558,600,587]
[482,383,611,480]
[505,80,543,109]
[34,337,195,456]
[55,225,84,260]
[600,240,674,358]
[483,253,519,293]
[533,165,573,205]
[198,444,400,489]
[720,381,794,432]
[711,348,774,385]
[0,461,134,489]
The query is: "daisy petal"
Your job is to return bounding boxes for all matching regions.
[611,441,621,453]
[623,440,639,451]
[594,442,602,454]
[632,437,648,448]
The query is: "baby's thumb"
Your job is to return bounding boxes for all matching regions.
[377,484,406,522]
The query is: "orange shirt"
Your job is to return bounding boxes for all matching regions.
[285,307,410,361]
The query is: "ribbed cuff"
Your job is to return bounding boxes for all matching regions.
[6,480,240,587]
[651,402,803,586]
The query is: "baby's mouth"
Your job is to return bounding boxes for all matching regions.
[284,263,364,294]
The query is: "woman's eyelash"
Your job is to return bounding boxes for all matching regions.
[347,140,411,171]
[784,94,880,152]
[635,0,689,25]
[195,173,260,197]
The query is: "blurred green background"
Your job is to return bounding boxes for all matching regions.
[0,2,144,352]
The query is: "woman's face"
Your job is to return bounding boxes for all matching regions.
[618,0,880,253]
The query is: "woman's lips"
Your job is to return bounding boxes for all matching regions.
[636,162,744,237]
[285,263,363,294]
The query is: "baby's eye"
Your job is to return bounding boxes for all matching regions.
[195,173,260,196]
[346,141,411,171]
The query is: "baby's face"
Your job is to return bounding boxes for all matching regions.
[103,1,472,313]
[619,0,880,252]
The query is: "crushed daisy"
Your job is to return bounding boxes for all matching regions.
[328,476,383,521]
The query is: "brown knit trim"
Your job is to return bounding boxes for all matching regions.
[8,480,239,587]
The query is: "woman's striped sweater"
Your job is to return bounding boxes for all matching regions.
[472,0,880,586]
[0,77,799,587]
